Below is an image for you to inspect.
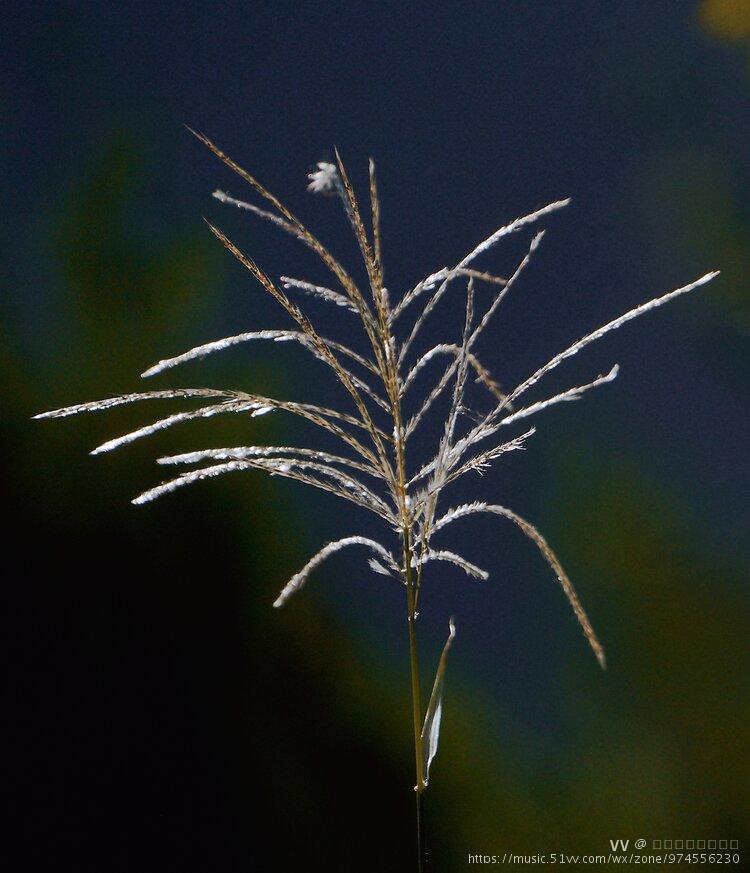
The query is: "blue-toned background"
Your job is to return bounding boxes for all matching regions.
[5,2,748,870]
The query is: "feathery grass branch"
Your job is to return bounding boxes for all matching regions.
[36,135,717,871]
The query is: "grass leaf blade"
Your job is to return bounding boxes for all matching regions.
[420,617,457,787]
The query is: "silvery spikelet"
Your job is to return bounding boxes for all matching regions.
[36,131,717,871]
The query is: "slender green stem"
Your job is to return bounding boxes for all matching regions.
[403,527,426,872]
[365,193,425,868]
[416,790,425,872]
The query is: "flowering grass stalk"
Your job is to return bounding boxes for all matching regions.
[36,132,717,870]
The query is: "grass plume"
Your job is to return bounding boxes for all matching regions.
[36,132,718,871]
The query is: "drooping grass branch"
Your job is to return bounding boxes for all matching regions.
[36,133,718,872]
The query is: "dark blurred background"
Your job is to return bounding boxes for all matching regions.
[4,2,748,870]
